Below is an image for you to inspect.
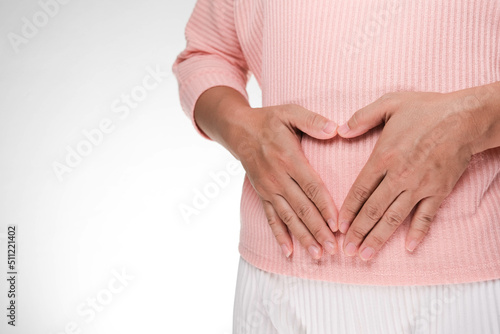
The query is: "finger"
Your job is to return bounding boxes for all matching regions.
[338,159,385,234]
[262,200,293,258]
[342,177,402,256]
[357,191,417,261]
[270,194,324,259]
[337,94,396,138]
[280,177,339,256]
[285,104,339,140]
[288,152,339,232]
[405,196,442,252]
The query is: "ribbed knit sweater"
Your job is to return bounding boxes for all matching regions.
[173,0,500,285]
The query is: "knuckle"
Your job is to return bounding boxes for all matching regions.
[272,230,288,241]
[412,224,431,235]
[267,216,280,228]
[306,113,322,129]
[413,214,434,233]
[364,204,383,222]
[350,227,368,240]
[276,154,291,169]
[417,213,434,224]
[352,185,371,203]
[369,234,386,247]
[303,181,321,200]
[296,203,313,220]
[273,104,288,119]
[343,203,359,217]
[350,112,360,128]
[253,184,265,197]
[378,148,396,165]
[279,209,295,226]
[267,173,280,187]
[269,113,285,133]
[307,222,324,238]
[314,200,329,217]
[384,210,404,228]
[281,147,301,164]
[296,232,312,246]
[253,179,273,196]
[396,165,414,179]
[409,143,432,165]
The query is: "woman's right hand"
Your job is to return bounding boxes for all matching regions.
[194,87,339,259]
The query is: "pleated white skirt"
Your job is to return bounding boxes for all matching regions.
[233,256,500,334]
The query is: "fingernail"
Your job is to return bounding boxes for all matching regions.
[340,221,350,234]
[344,242,357,256]
[322,121,338,134]
[407,240,419,252]
[327,218,337,231]
[281,244,292,258]
[308,245,321,259]
[360,247,375,261]
[338,123,351,136]
[324,241,337,255]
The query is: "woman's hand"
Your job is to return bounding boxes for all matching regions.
[336,87,500,261]
[234,104,340,259]
[194,87,340,259]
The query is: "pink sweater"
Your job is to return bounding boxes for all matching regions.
[173,0,500,285]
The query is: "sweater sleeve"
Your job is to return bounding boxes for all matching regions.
[172,0,250,140]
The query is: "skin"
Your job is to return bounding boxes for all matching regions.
[194,82,500,261]
[194,86,340,259]
[337,81,500,261]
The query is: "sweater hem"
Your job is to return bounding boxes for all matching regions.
[238,242,500,287]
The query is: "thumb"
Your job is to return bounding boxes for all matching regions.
[337,99,388,138]
[287,105,338,140]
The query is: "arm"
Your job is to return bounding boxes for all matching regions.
[172,0,250,140]
[193,86,341,258]
[173,1,340,259]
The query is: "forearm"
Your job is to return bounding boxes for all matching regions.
[194,86,252,159]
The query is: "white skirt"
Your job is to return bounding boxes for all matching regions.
[233,256,500,334]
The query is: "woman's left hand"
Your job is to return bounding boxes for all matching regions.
[336,89,493,261]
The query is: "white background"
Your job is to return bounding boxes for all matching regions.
[0,0,261,333]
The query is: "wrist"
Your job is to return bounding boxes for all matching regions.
[218,100,255,160]
[465,81,500,154]
[194,86,254,159]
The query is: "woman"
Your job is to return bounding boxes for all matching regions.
[173,0,500,333]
